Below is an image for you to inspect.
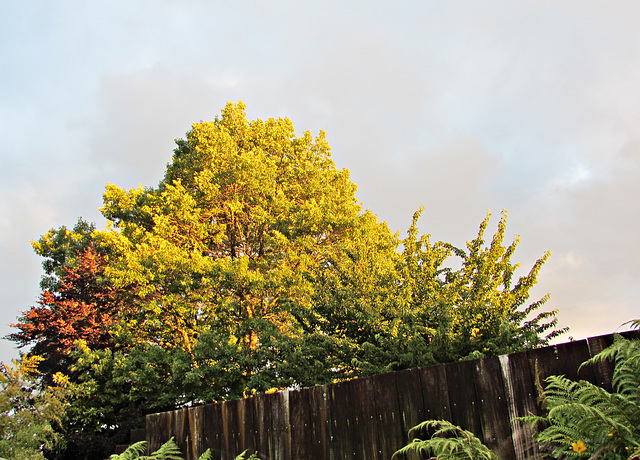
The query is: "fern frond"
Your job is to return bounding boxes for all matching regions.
[582,335,640,407]
[197,449,212,460]
[524,335,640,459]
[109,441,148,460]
[394,420,499,460]
[142,437,183,460]
[621,319,640,330]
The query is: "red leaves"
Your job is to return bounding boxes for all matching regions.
[9,245,125,368]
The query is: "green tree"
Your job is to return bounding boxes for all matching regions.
[397,207,564,363]
[0,356,69,460]
[9,101,565,456]
[31,219,96,293]
[95,101,367,357]
[317,207,565,375]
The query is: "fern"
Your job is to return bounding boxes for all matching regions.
[145,438,184,460]
[393,420,500,459]
[519,333,640,459]
[109,439,254,460]
[110,441,149,460]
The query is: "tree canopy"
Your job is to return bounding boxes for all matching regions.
[7,101,565,458]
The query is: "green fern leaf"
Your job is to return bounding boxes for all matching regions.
[109,441,149,460]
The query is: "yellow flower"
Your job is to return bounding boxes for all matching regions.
[572,439,587,453]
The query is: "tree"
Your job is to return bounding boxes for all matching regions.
[31,219,96,293]
[9,244,126,378]
[398,208,565,363]
[8,101,565,456]
[311,207,564,375]
[0,356,69,460]
[94,101,374,358]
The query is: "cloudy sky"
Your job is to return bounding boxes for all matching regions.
[1,1,639,363]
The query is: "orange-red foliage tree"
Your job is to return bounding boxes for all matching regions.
[9,245,125,375]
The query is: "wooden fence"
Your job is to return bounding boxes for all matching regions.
[134,331,637,460]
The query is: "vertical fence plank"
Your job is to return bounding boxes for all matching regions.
[328,380,356,459]
[186,406,204,459]
[372,372,403,460]
[395,367,427,446]
[473,356,516,460]
[289,388,312,459]
[419,363,451,422]
[220,401,231,460]
[445,359,482,438]
[255,393,274,459]
[146,411,174,453]
[587,334,616,392]
[270,391,291,460]
[346,377,378,459]
[203,401,224,459]
[238,396,258,457]
[307,385,332,459]
[173,409,190,456]
[501,351,543,460]
[225,399,244,459]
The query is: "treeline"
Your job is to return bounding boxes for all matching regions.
[6,102,565,459]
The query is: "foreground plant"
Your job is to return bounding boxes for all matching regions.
[520,331,640,459]
[393,420,499,459]
[0,355,69,460]
[109,437,257,460]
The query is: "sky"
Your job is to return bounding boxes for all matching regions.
[1,1,639,364]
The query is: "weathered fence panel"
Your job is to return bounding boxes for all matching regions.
[372,372,404,459]
[500,351,542,460]
[419,363,450,422]
[139,332,639,460]
[473,357,515,460]
[307,384,331,458]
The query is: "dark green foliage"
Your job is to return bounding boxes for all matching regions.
[31,219,96,292]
